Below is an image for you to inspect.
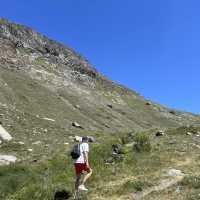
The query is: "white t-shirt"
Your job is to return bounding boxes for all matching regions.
[75,142,89,164]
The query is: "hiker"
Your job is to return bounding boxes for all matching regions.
[74,136,92,192]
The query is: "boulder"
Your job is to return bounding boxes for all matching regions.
[156,130,165,137]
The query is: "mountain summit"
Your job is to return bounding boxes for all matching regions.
[0,18,199,143]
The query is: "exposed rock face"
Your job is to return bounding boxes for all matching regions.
[0,18,200,144]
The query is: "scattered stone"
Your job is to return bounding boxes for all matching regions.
[18,141,25,145]
[28,149,33,152]
[107,104,113,109]
[169,110,176,115]
[156,130,165,137]
[0,114,4,117]
[43,117,55,122]
[145,102,152,106]
[44,128,48,133]
[72,122,83,129]
[32,141,41,145]
[0,155,17,166]
[88,136,95,143]
[167,169,184,177]
[0,123,12,141]
[75,105,80,109]
[69,136,74,141]
[0,140,2,144]
[186,132,192,136]
[74,136,82,142]
[64,142,69,145]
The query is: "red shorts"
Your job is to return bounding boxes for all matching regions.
[74,163,91,176]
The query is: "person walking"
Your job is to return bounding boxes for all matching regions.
[74,136,93,193]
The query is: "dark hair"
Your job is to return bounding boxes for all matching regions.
[82,136,88,142]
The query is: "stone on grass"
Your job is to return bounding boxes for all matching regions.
[167,169,184,177]
[186,132,192,136]
[43,117,55,122]
[156,130,165,137]
[72,122,83,129]
[28,149,33,152]
[74,136,82,142]
[0,123,12,141]
[0,155,17,166]
[32,141,41,145]
[18,141,25,145]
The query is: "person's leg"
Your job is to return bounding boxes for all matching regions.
[82,168,93,185]
[75,174,81,191]
[74,174,81,199]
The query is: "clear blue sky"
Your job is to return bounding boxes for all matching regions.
[1,0,200,114]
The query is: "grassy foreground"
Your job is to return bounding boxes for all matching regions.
[1,126,200,200]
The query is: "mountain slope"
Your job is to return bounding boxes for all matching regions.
[0,18,200,145]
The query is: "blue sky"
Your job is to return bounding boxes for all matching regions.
[1,0,200,114]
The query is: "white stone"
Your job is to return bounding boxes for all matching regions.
[0,155,17,166]
[42,117,55,122]
[18,141,25,145]
[64,142,69,145]
[74,136,82,142]
[28,149,33,152]
[0,125,12,141]
[167,169,184,177]
[32,141,41,145]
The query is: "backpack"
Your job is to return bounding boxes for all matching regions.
[70,144,81,159]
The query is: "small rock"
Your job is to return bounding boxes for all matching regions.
[169,110,176,115]
[156,130,165,137]
[0,140,2,144]
[167,169,184,177]
[74,136,82,142]
[28,149,33,152]
[43,117,55,122]
[64,142,69,145]
[0,124,13,141]
[88,136,95,143]
[0,155,17,166]
[107,104,113,109]
[32,141,41,145]
[72,122,83,129]
[186,132,192,136]
[75,105,80,109]
[18,141,25,145]
[145,102,152,106]
[44,128,48,133]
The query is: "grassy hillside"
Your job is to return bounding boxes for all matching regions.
[1,126,200,199]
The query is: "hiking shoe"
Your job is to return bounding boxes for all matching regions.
[78,185,88,191]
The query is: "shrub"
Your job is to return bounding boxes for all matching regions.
[181,175,200,189]
[133,132,151,152]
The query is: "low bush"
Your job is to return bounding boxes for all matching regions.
[133,132,151,152]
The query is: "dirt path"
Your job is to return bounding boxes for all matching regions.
[131,176,184,199]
